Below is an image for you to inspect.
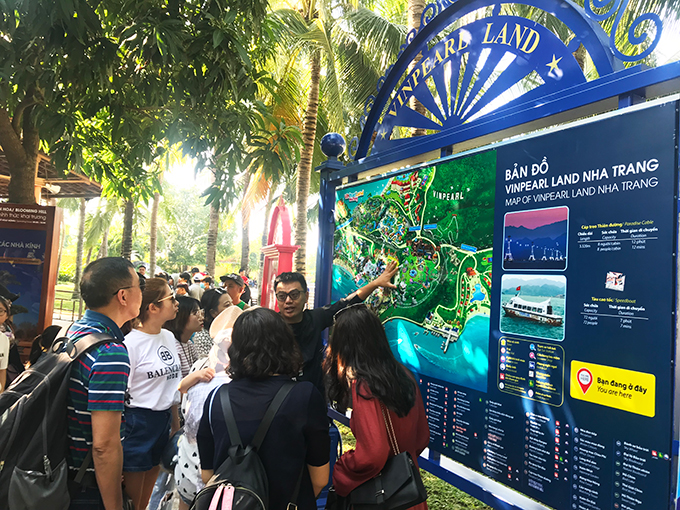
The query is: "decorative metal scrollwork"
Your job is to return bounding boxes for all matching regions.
[349,0,666,160]
[436,0,455,11]
[584,0,662,61]
[362,95,375,118]
[421,3,440,28]
[376,76,385,93]
[405,28,418,46]
[349,136,359,158]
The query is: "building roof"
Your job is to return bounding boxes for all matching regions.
[0,151,102,200]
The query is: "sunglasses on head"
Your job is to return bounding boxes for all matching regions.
[332,302,368,324]
[155,293,177,304]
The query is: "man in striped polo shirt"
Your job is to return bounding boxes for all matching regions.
[67,257,143,510]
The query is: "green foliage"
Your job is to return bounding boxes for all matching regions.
[0,0,273,206]
[58,263,76,283]
[156,181,238,271]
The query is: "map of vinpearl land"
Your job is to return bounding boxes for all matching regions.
[333,152,496,391]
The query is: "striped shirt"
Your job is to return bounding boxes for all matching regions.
[175,339,198,378]
[66,310,130,474]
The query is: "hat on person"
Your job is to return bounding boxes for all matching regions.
[219,273,245,287]
[209,305,242,338]
[208,306,243,372]
[193,273,205,282]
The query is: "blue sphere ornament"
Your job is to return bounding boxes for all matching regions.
[320,133,346,158]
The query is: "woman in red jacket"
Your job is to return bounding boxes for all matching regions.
[324,304,430,510]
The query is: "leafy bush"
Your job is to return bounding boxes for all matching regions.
[58,263,76,283]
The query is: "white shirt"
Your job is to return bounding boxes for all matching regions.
[124,329,181,411]
[0,332,8,370]
[182,358,230,443]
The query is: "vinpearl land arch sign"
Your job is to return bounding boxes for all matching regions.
[315,1,680,510]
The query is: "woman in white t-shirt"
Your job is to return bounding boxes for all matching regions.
[123,278,181,510]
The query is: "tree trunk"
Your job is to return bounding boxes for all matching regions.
[0,102,40,204]
[121,199,134,260]
[294,50,321,275]
[240,217,250,273]
[239,172,252,273]
[72,198,87,299]
[206,201,219,277]
[149,191,160,275]
[257,191,275,303]
[98,226,109,259]
[56,209,66,280]
[573,44,586,71]
[85,246,93,266]
[408,0,427,137]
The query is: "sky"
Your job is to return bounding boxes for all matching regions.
[504,206,568,230]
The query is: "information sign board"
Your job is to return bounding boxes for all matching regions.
[0,204,60,359]
[332,100,677,509]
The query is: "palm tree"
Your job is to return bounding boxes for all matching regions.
[121,199,134,260]
[240,172,252,273]
[149,191,160,274]
[270,0,346,275]
[84,198,117,260]
[206,199,220,277]
[238,117,302,280]
[56,197,82,293]
[407,0,427,136]
[149,145,186,275]
[72,198,87,299]
[268,0,413,275]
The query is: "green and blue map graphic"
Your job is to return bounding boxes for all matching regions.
[333,152,496,392]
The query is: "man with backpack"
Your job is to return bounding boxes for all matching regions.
[67,257,144,509]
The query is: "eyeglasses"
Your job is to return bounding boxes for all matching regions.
[112,278,145,296]
[0,309,8,316]
[156,294,177,304]
[276,289,304,302]
[192,309,205,318]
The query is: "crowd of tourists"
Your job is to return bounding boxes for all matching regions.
[2,257,430,510]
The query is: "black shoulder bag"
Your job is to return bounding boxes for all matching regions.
[348,403,427,510]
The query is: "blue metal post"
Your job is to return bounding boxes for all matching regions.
[314,133,346,309]
[314,159,343,309]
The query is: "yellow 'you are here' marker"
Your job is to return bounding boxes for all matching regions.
[570,360,655,417]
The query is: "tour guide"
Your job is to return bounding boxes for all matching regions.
[274,260,398,395]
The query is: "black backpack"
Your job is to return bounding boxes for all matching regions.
[0,331,116,509]
[191,381,302,510]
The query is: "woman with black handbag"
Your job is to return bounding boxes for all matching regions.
[324,304,430,510]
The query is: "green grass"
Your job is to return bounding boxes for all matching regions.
[337,424,491,510]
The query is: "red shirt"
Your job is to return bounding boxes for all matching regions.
[333,379,430,510]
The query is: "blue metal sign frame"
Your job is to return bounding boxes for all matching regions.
[314,1,680,509]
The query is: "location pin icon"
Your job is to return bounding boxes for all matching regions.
[577,368,593,394]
